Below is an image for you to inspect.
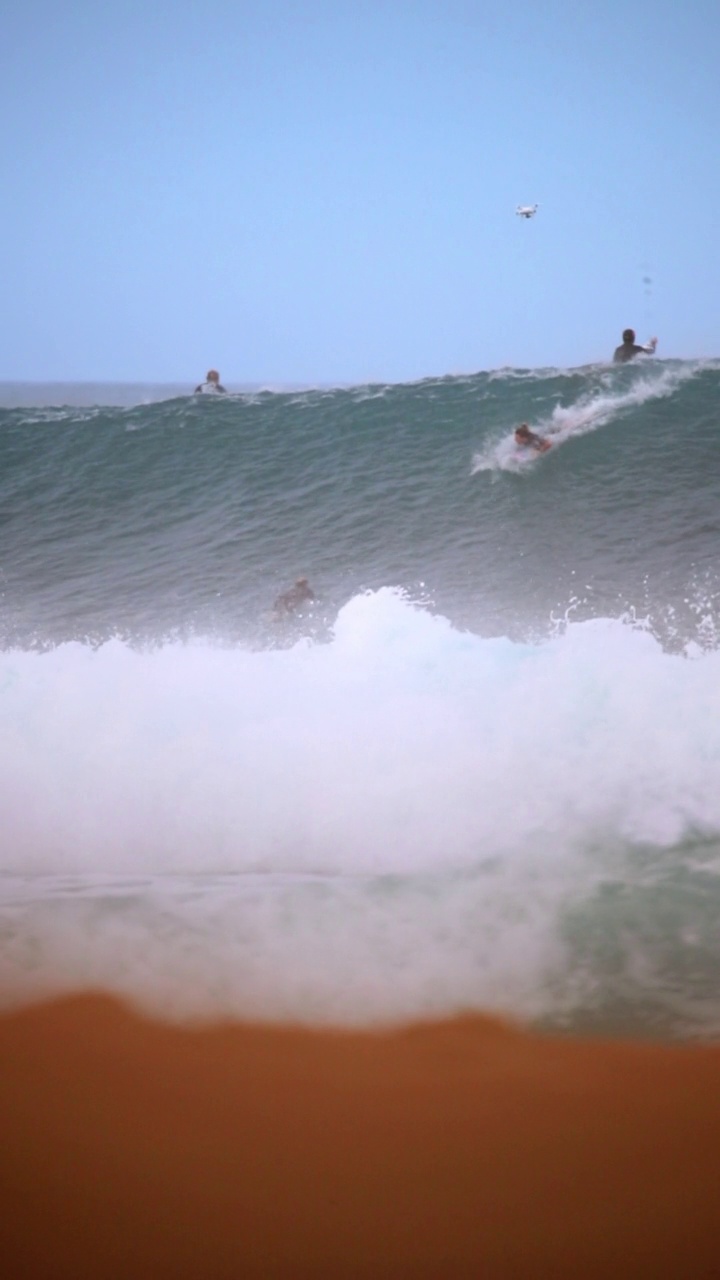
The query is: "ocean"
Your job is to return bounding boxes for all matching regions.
[1,359,719,1039]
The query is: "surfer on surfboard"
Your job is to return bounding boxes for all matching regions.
[515,424,551,453]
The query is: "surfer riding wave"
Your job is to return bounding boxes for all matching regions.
[514,424,551,453]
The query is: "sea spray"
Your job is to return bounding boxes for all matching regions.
[2,590,720,1033]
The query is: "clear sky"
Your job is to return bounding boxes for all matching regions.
[3,0,719,384]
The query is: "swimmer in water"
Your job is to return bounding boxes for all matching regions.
[613,330,658,364]
[273,578,315,616]
[514,424,551,453]
[194,369,227,394]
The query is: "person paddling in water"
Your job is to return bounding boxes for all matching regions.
[514,423,551,453]
[194,369,227,394]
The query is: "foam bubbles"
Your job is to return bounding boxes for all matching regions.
[2,589,720,1029]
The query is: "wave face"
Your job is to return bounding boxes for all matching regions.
[2,361,720,1037]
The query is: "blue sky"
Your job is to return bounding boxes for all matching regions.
[2,0,719,384]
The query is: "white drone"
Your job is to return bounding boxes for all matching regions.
[516,204,539,219]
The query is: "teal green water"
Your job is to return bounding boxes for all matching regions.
[2,359,718,648]
[1,361,720,1038]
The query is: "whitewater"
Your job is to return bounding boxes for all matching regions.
[2,359,719,1038]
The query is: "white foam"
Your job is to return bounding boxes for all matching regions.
[2,590,717,875]
[2,589,720,1023]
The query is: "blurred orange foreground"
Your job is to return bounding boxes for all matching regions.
[2,993,720,1278]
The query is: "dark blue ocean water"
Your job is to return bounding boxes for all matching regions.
[2,360,720,1037]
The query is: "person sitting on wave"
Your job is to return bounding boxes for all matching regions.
[613,329,658,364]
[194,369,227,394]
[514,423,551,453]
[273,577,315,616]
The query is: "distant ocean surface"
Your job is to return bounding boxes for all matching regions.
[2,360,720,1039]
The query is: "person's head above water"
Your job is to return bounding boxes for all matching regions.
[622,329,635,344]
[206,370,220,384]
[514,422,551,453]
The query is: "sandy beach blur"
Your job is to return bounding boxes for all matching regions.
[2,993,720,1277]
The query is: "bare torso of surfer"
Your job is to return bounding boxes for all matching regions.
[515,424,551,453]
